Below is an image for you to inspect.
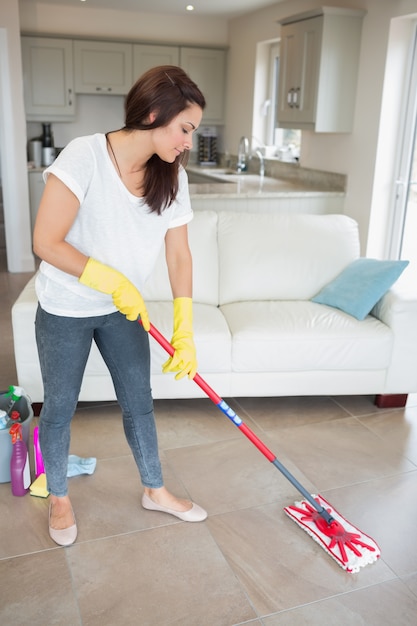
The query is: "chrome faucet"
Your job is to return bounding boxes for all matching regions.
[250,149,265,177]
[237,136,249,172]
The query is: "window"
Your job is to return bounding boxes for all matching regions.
[254,40,301,161]
[389,22,417,281]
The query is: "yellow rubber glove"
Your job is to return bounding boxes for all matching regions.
[162,297,197,380]
[79,258,150,330]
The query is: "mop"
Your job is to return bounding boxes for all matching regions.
[145,322,381,573]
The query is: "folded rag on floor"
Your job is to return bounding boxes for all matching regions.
[67,455,97,477]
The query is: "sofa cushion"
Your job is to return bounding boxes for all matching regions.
[311,258,409,320]
[59,302,231,380]
[141,210,219,306]
[221,301,392,372]
[147,302,232,374]
[217,212,359,305]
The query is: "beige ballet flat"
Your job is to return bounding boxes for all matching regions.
[48,503,77,546]
[141,493,207,522]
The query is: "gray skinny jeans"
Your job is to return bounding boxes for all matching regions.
[35,305,163,497]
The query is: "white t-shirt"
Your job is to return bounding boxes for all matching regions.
[36,133,193,317]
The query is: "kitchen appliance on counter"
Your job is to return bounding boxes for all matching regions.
[41,122,55,166]
[28,139,42,168]
[197,127,217,166]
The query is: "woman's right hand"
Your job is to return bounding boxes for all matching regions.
[79,258,150,329]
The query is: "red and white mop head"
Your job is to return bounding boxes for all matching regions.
[284,494,381,573]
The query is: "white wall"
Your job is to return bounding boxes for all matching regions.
[0,0,34,272]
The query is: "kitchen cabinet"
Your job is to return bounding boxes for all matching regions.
[21,36,227,125]
[28,170,45,235]
[133,44,180,81]
[134,45,226,124]
[277,8,365,132]
[74,40,133,95]
[180,48,226,124]
[21,37,75,121]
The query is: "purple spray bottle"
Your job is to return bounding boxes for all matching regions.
[9,423,30,496]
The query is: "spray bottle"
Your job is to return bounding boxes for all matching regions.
[4,386,24,417]
[9,423,30,496]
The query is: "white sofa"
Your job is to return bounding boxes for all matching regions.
[12,211,417,407]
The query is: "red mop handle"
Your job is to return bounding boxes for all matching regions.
[144,320,333,522]
[147,322,276,462]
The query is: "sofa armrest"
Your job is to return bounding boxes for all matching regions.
[371,285,417,392]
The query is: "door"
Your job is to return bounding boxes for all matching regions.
[390,25,417,281]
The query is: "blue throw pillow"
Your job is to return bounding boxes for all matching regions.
[311,258,409,320]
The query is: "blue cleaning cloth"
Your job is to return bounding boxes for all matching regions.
[67,455,97,478]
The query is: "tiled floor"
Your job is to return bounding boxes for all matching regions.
[1,257,417,625]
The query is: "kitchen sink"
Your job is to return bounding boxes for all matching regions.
[186,166,296,193]
[187,168,263,184]
[187,171,230,184]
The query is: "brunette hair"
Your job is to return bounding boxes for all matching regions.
[124,65,206,213]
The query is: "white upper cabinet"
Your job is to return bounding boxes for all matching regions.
[180,48,226,124]
[74,40,133,95]
[133,44,180,82]
[21,37,75,121]
[277,8,365,132]
[21,37,227,125]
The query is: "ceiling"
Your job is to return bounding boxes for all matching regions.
[33,0,282,19]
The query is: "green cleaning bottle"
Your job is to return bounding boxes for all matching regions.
[5,385,24,415]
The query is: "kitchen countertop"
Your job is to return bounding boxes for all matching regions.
[186,165,345,199]
[28,163,345,199]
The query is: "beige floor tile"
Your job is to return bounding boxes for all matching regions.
[154,397,247,449]
[69,403,132,459]
[264,417,415,491]
[262,578,417,625]
[163,436,317,516]
[68,523,257,626]
[331,394,386,416]
[233,395,351,430]
[356,404,417,466]
[1,345,18,386]
[322,472,417,577]
[401,571,417,596]
[64,455,187,542]
[0,549,81,625]
[207,503,394,616]
[0,481,52,558]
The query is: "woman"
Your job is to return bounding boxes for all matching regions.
[33,65,207,546]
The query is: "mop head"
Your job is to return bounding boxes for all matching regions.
[284,494,380,573]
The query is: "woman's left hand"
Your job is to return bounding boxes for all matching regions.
[162,297,197,380]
